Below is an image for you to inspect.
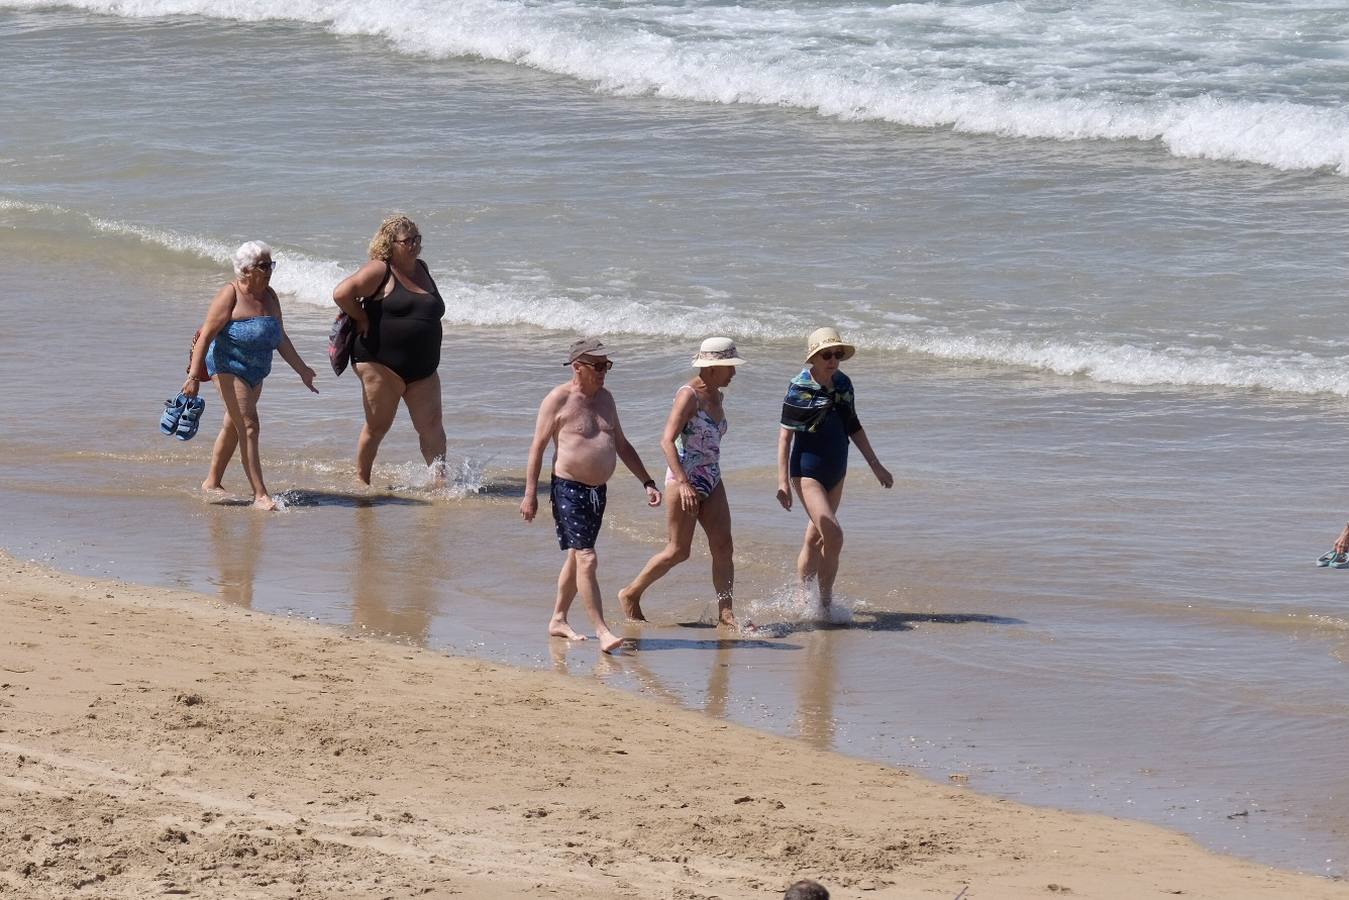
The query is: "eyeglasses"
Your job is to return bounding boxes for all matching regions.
[576,358,614,372]
[393,235,422,246]
[816,349,846,361]
[249,260,277,273]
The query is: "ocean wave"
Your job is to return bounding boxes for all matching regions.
[4,0,1347,174]
[0,198,347,306]
[6,197,1347,396]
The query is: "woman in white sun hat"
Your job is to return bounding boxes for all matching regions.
[776,327,893,611]
[620,337,745,627]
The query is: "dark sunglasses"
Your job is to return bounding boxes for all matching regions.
[249,260,277,273]
[393,235,422,245]
[816,349,846,361]
[577,358,614,372]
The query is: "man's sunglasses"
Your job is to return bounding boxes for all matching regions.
[577,358,614,372]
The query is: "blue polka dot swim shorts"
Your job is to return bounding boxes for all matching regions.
[550,475,608,551]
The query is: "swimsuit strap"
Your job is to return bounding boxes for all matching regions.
[415,258,441,298]
[365,263,393,303]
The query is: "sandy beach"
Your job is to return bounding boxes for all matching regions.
[0,552,1343,899]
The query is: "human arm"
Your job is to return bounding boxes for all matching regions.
[848,428,893,489]
[520,389,563,522]
[276,333,319,394]
[613,406,662,508]
[776,426,794,510]
[181,283,236,397]
[271,292,319,393]
[332,260,387,337]
[661,389,699,512]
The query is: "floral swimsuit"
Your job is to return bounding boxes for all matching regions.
[666,384,728,497]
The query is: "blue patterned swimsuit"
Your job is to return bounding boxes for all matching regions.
[206,316,283,388]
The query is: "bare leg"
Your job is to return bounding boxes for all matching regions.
[618,489,697,621]
[574,548,623,653]
[202,417,238,491]
[214,374,273,510]
[793,476,845,609]
[549,551,587,641]
[354,362,403,486]
[696,482,736,626]
[403,373,448,486]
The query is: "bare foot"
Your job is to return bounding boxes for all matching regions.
[598,630,625,655]
[252,496,278,511]
[201,481,226,493]
[717,606,738,628]
[618,588,646,622]
[549,617,588,641]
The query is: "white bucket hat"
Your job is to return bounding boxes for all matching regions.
[804,326,855,364]
[691,336,746,368]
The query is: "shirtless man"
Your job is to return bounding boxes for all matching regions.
[520,338,662,653]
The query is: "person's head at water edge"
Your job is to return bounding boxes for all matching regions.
[567,337,613,392]
[804,326,854,383]
[232,240,276,289]
[367,214,422,264]
[691,335,745,389]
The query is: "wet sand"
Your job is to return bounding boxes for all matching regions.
[2,552,1345,899]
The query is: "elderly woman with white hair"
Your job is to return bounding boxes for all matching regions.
[183,240,318,510]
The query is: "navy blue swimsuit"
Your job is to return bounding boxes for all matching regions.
[781,369,862,492]
[789,404,851,490]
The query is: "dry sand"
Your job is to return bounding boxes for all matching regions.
[1,552,1345,900]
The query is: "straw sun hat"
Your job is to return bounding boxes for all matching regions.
[691,336,746,368]
[804,326,855,364]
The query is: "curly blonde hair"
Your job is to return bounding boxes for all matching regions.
[367,214,418,261]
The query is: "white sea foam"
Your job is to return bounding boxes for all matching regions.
[0,198,345,307]
[7,197,1347,397]
[4,0,1347,174]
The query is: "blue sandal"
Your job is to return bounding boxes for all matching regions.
[160,393,190,436]
[173,395,206,441]
[1317,549,1347,568]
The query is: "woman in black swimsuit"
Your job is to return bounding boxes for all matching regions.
[334,215,447,485]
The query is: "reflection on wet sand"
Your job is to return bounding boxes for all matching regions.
[547,625,761,721]
[207,507,263,608]
[796,629,839,751]
[351,504,439,646]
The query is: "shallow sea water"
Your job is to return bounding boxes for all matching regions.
[2,5,1349,877]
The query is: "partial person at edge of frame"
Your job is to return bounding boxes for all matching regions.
[776,326,893,611]
[620,336,745,628]
[332,214,447,487]
[519,337,663,654]
[184,240,318,511]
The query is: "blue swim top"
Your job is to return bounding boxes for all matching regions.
[206,316,283,388]
[779,368,861,435]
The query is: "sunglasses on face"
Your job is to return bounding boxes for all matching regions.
[577,358,614,372]
[249,260,277,273]
[816,349,845,361]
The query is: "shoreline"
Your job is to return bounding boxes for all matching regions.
[1,552,1345,898]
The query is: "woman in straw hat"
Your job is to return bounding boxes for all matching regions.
[619,337,745,627]
[776,327,893,610]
